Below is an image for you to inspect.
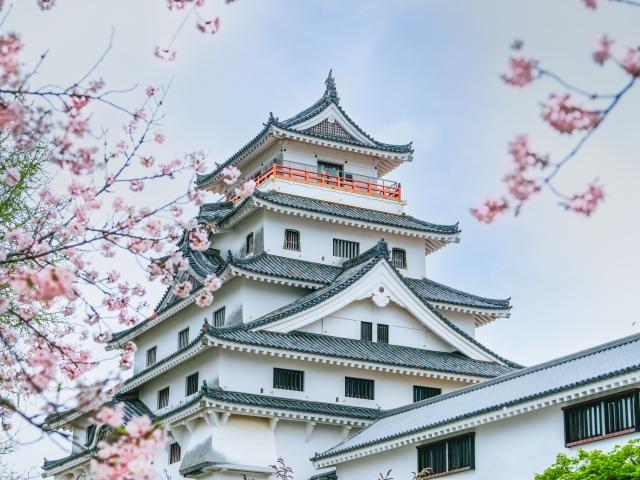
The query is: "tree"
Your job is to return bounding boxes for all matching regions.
[535,439,640,479]
[471,0,639,223]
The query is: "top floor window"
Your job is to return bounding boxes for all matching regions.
[391,248,407,269]
[283,229,300,251]
[333,238,360,259]
[564,390,639,446]
[178,328,189,349]
[213,307,226,327]
[246,232,254,255]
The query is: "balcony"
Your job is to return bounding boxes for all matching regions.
[229,160,402,202]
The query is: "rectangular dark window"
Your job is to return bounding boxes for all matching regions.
[564,390,639,446]
[361,321,373,341]
[377,324,389,344]
[333,238,360,259]
[213,307,226,327]
[345,377,374,400]
[169,442,181,464]
[246,232,254,255]
[84,424,96,447]
[273,368,304,391]
[391,248,407,269]
[185,372,199,396]
[157,387,169,409]
[146,346,157,367]
[284,229,301,251]
[178,328,189,349]
[417,434,475,476]
[413,386,442,403]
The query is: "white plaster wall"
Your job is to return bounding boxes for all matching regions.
[211,209,265,259]
[299,300,455,352]
[240,279,306,323]
[439,310,476,339]
[217,349,461,410]
[262,210,426,278]
[334,387,640,480]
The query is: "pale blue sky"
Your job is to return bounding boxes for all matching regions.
[7,0,640,472]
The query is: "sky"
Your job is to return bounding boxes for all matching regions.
[5,0,640,473]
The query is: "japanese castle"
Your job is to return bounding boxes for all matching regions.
[43,73,640,480]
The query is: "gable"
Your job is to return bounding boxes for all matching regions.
[298,300,455,352]
[303,118,357,143]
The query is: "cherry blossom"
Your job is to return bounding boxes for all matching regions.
[621,47,640,77]
[204,273,222,292]
[153,47,176,62]
[542,94,601,134]
[95,404,125,428]
[561,183,605,216]
[502,57,537,87]
[197,17,221,34]
[222,165,241,185]
[592,35,614,65]
[470,198,509,224]
[234,178,256,199]
[173,281,193,298]
[195,289,214,307]
[582,0,597,8]
[189,227,210,251]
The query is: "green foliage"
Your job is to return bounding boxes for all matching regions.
[535,439,640,480]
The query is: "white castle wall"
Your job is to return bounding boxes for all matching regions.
[333,388,640,480]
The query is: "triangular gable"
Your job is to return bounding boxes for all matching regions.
[253,259,506,364]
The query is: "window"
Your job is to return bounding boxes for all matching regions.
[377,324,389,344]
[185,372,199,396]
[417,434,475,476]
[178,328,189,349]
[360,321,373,341]
[414,386,442,403]
[246,232,254,255]
[84,424,96,447]
[146,346,157,367]
[333,238,360,259]
[318,161,343,177]
[564,390,639,446]
[273,368,304,391]
[345,377,374,400]
[283,229,300,251]
[169,442,181,464]
[157,387,170,409]
[213,307,226,327]
[391,248,407,269]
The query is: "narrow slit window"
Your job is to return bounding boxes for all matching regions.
[417,434,475,475]
[246,232,254,255]
[273,368,304,391]
[333,238,360,259]
[391,248,407,269]
[345,377,374,400]
[146,346,157,367]
[178,328,190,349]
[157,387,170,409]
[84,424,96,447]
[377,324,389,344]
[169,442,181,464]
[413,386,442,403]
[213,307,226,327]
[360,322,372,341]
[284,229,301,251]
[185,372,199,396]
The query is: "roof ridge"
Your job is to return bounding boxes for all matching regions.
[408,276,510,307]
[342,239,389,269]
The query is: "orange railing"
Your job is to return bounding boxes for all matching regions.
[229,161,401,202]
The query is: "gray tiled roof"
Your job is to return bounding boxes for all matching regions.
[232,252,342,285]
[315,332,640,461]
[196,72,412,187]
[210,329,517,378]
[43,449,93,471]
[252,191,460,235]
[405,277,510,310]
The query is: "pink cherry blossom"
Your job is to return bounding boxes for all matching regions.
[173,281,193,298]
[145,85,158,97]
[234,179,256,199]
[204,273,222,292]
[222,165,241,185]
[470,198,509,224]
[153,47,176,62]
[592,35,614,66]
[501,57,537,87]
[562,183,605,216]
[196,17,221,34]
[542,94,601,134]
[32,266,76,302]
[508,135,548,171]
[153,131,165,144]
[582,0,597,8]
[189,227,210,251]
[130,180,144,192]
[621,48,640,77]
[2,167,20,186]
[95,404,125,428]
[195,289,213,307]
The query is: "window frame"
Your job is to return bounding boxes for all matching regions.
[360,321,373,342]
[413,385,442,403]
[213,306,226,327]
[416,433,475,476]
[563,389,639,447]
[391,248,407,269]
[169,442,181,464]
[246,232,254,255]
[157,387,170,409]
[185,372,199,397]
[333,238,360,259]
[283,229,301,251]
[146,346,157,367]
[84,424,97,447]
[273,367,305,392]
[345,376,375,400]
[377,323,389,344]
[178,327,190,349]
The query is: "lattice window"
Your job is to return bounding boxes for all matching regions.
[178,328,189,349]
[185,372,199,396]
[413,386,442,403]
[146,346,157,367]
[377,324,389,344]
[284,229,300,251]
[213,307,226,327]
[169,442,181,464]
[273,368,304,391]
[361,322,372,341]
[333,238,360,259]
[417,434,475,475]
[304,119,356,142]
[391,248,407,269]
[157,387,170,409]
[345,377,374,400]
